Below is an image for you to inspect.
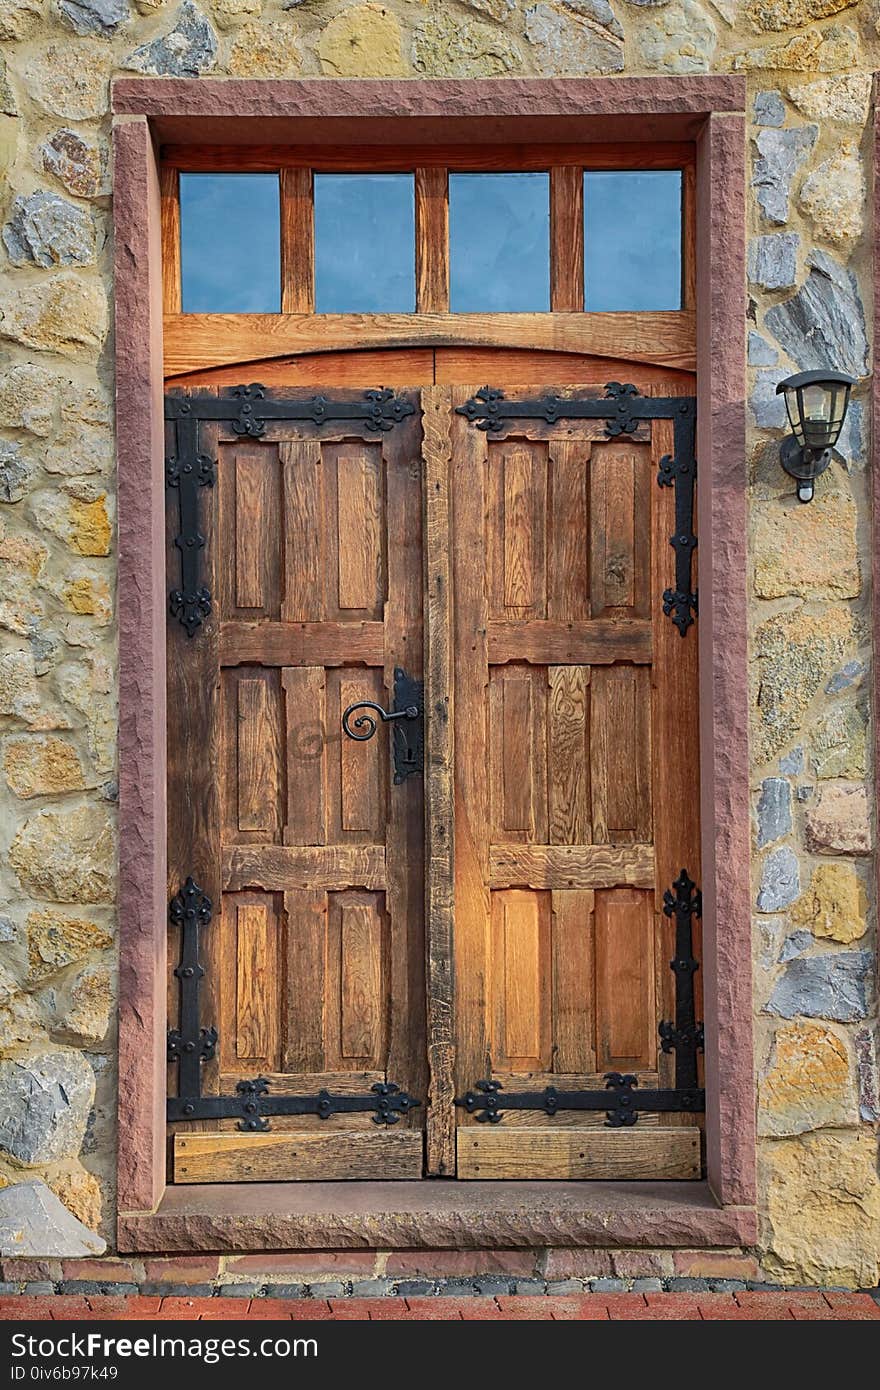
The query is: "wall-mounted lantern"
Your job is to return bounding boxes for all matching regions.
[775,370,855,503]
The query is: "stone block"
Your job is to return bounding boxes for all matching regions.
[412,13,522,76]
[748,232,798,290]
[752,125,816,224]
[0,1049,94,1164]
[318,5,402,78]
[757,846,800,912]
[524,2,624,76]
[758,1021,857,1135]
[805,785,870,855]
[0,1182,104,1258]
[3,736,85,799]
[791,862,866,943]
[766,250,868,380]
[766,950,872,1022]
[125,1,218,76]
[756,778,791,848]
[10,805,114,903]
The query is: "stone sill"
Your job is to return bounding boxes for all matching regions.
[117,1181,757,1254]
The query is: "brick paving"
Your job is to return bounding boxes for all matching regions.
[0,1291,877,1320]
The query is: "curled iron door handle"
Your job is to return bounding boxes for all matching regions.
[341,667,424,783]
[341,700,419,741]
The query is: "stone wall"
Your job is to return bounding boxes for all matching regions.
[0,0,878,1286]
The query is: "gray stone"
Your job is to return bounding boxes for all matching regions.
[624,0,669,5]
[473,1276,511,1295]
[546,1279,584,1294]
[827,660,864,695]
[0,1181,105,1257]
[439,1279,478,1295]
[511,1279,547,1294]
[58,0,130,33]
[0,443,33,505]
[391,1279,434,1296]
[757,846,800,912]
[631,1277,665,1290]
[349,1278,392,1297]
[748,232,798,291]
[748,331,778,366]
[589,1277,628,1291]
[795,784,814,802]
[125,1,218,76]
[757,778,792,848]
[778,929,812,963]
[749,370,787,430]
[140,1282,214,1296]
[752,126,817,225]
[262,1283,308,1297]
[780,747,804,775]
[766,950,872,1022]
[666,1277,710,1291]
[835,399,865,468]
[524,2,624,75]
[2,192,95,269]
[218,1283,260,1296]
[306,1280,345,1297]
[24,1282,56,1294]
[754,90,785,126]
[765,249,869,380]
[0,1048,94,1164]
[0,917,16,942]
[709,1279,748,1292]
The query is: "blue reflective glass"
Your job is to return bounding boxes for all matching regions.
[449,173,550,313]
[180,173,281,314]
[314,174,415,313]
[584,171,682,312]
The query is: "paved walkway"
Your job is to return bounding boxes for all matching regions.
[0,1292,878,1320]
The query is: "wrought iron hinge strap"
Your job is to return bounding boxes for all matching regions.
[166,877,217,1098]
[165,386,415,637]
[456,868,705,1128]
[456,384,698,636]
[167,1080,420,1131]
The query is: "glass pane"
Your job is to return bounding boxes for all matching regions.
[314,174,415,313]
[584,171,682,312]
[449,172,550,313]
[180,174,280,314]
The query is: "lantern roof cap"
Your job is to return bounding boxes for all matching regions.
[776,369,856,395]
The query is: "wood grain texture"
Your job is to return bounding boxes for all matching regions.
[489,843,654,890]
[234,901,276,1062]
[547,666,590,846]
[488,620,651,666]
[223,844,386,891]
[281,167,314,313]
[550,165,584,313]
[220,620,384,668]
[283,888,326,1073]
[490,889,551,1071]
[235,675,282,835]
[456,1127,700,1180]
[164,311,696,374]
[552,889,595,1073]
[160,164,181,315]
[174,1130,424,1183]
[422,388,455,1175]
[590,665,652,844]
[416,167,449,312]
[282,666,327,847]
[594,887,655,1070]
[280,440,322,622]
[162,143,696,174]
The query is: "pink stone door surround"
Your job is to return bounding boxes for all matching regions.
[112,77,754,1252]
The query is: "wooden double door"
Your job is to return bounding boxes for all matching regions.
[165,367,702,1185]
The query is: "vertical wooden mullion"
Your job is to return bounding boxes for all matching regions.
[682,161,697,312]
[281,167,314,313]
[451,391,491,1151]
[422,387,455,1174]
[550,166,584,313]
[383,410,427,1122]
[416,168,449,313]
[160,165,181,315]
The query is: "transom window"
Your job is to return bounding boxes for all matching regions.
[168,151,690,319]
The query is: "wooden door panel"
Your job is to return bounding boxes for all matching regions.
[447,381,701,1179]
[167,389,425,1177]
